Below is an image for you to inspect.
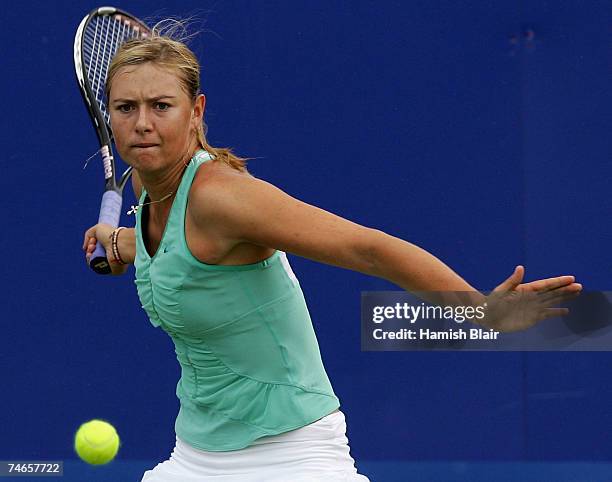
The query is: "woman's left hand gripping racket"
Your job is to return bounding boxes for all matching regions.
[73,6,150,274]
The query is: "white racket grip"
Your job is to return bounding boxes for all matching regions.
[97,190,122,226]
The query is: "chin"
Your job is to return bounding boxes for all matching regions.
[124,153,160,173]
[132,147,161,161]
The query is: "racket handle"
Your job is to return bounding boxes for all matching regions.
[89,190,123,274]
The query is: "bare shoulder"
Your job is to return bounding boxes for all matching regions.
[185,160,276,263]
[187,160,258,230]
[193,158,255,187]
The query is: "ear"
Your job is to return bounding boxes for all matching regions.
[192,94,206,130]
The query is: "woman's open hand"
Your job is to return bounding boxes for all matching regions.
[483,266,582,332]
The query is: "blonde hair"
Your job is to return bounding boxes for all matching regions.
[105,29,248,172]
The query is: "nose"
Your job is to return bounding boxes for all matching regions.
[135,106,153,134]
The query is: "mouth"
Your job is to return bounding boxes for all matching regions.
[132,143,159,148]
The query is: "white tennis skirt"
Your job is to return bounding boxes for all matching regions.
[141,410,370,481]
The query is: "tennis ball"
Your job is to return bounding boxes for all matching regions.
[74,419,120,465]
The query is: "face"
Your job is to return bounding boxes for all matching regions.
[108,62,204,173]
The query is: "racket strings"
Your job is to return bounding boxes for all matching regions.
[81,147,103,170]
[82,14,144,125]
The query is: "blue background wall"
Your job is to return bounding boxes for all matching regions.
[1,0,611,473]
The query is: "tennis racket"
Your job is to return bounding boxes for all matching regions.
[74,6,150,274]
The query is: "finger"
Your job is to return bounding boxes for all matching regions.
[536,283,583,303]
[538,290,582,307]
[520,275,577,293]
[538,307,570,320]
[495,265,525,292]
[83,229,96,250]
[546,282,583,296]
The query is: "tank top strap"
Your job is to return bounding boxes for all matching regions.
[176,149,214,199]
[159,149,214,243]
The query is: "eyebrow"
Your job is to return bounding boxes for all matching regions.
[111,96,177,104]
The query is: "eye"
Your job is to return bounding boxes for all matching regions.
[155,102,170,111]
[116,104,134,113]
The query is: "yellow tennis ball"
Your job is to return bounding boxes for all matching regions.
[74,419,120,465]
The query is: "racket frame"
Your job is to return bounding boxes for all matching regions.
[74,6,149,273]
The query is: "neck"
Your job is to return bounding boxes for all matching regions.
[138,145,199,202]
[139,162,185,203]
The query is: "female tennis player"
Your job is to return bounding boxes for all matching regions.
[82,30,581,482]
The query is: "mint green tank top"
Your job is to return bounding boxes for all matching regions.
[134,150,340,451]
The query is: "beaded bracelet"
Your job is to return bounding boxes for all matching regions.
[109,227,126,265]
